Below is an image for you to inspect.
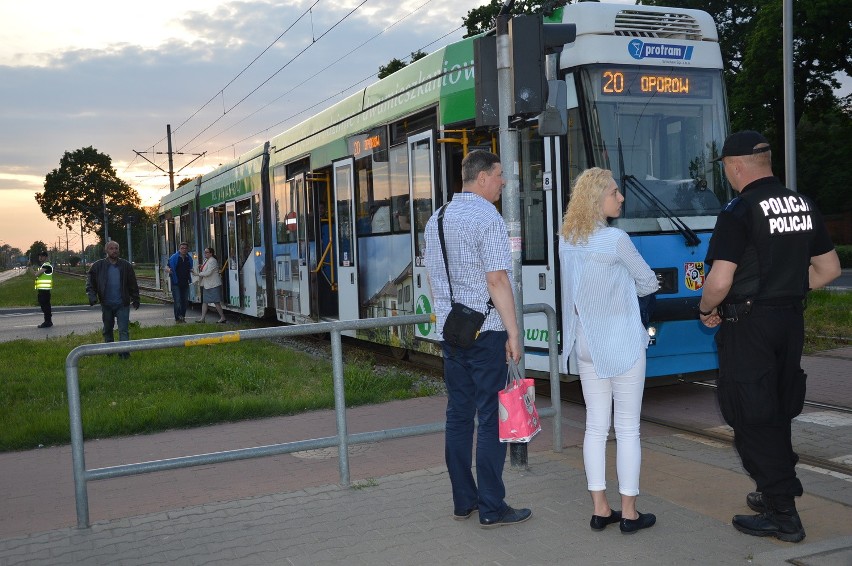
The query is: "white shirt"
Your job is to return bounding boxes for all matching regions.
[559,226,659,378]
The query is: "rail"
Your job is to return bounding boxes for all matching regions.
[66,304,562,528]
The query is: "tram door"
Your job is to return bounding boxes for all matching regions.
[334,157,359,335]
[225,201,241,307]
[292,174,310,317]
[408,131,441,342]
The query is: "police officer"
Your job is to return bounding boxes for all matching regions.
[30,250,53,328]
[698,131,840,543]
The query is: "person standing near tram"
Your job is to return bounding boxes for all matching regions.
[699,131,840,543]
[166,242,193,323]
[30,250,53,328]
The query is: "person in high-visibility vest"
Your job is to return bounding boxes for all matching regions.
[30,250,53,328]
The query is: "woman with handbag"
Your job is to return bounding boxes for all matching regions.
[558,168,659,534]
[194,248,227,324]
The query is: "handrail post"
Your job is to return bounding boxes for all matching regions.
[545,304,562,452]
[330,329,350,486]
[66,354,90,528]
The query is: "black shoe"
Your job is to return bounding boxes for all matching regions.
[452,505,478,521]
[38,322,53,328]
[732,511,805,543]
[746,492,766,513]
[480,506,532,529]
[590,510,622,531]
[620,512,656,534]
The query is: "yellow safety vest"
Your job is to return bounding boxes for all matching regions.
[35,262,53,291]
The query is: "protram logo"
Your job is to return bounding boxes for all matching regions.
[628,39,693,61]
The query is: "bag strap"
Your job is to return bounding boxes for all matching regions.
[437,202,494,314]
[505,358,523,388]
[436,204,456,303]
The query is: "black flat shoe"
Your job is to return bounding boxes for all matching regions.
[590,510,622,531]
[620,511,656,534]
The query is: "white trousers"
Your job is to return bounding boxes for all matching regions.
[575,321,646,496]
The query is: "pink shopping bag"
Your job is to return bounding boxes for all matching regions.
[498,359,541,443]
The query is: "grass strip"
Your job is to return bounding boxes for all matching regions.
[0,323,441,452]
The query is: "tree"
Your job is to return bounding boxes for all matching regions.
[640,0,852,192]
[378,50,429,79]
[36,147,143,246]
[26,241,49,264]
[462,0,567,37]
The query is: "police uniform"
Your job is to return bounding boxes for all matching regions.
[34,257,53,327]
[705,175,834,512]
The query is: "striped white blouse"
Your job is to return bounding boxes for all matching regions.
[559,226,659,378]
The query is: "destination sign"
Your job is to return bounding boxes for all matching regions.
[600,68,713,98]
[347,127,388,161]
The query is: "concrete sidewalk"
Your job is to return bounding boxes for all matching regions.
[2,394,851,565]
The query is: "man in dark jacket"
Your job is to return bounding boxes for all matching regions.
[86,241,140,359]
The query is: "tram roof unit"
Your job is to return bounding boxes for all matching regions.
[559,2,722,69]
[195,143,268,209]
[159,178,197,217]
[268,37,478,169]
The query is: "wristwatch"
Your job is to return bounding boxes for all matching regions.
[698,305,715,316]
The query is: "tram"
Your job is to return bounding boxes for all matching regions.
[158,2,729,381]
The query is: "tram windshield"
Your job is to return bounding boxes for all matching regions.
[574,65,731,233]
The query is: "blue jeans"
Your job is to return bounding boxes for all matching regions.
[101,303,130,350]
[171,282,189,320]
[442,330,509,522]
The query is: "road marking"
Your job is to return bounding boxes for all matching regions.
[795,411,852,428]
[674,433,729,449]
[797,464,852,483]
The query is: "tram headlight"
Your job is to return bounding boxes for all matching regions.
[647,325,657,346]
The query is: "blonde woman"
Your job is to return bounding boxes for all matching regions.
[559,168,659,534]
[195,248,227,323]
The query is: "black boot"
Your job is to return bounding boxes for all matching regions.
[746,492,766,513]
[732,495,805,543]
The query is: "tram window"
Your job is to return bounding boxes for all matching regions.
[252,192,262,246]
[179,203,195,250]
[273,166,298,244]
[354,145,410,236]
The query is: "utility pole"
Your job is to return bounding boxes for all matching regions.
[496,10,527,470]
[783,0,796,190]
[167,124,175,192]
[133,125,204,193]
[102,192,110,243]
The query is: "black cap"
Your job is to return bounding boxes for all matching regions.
[711,130,770,162]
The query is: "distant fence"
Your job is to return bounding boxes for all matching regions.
[65,304,562,528]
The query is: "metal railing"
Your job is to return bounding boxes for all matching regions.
[65,304,561,528]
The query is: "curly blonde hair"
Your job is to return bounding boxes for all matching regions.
[559,167,614,244]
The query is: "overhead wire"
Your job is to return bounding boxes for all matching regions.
[192,0,440,154]
[175,0,370,154]
[147,0,322,150]
[215,24,465,155]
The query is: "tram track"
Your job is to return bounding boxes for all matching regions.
[687,379,852,415]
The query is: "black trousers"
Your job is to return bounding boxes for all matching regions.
[714,304,806,501]
[37,290,52,323]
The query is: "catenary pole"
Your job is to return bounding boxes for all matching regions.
[783,0,796,190]
[496,8,528,470]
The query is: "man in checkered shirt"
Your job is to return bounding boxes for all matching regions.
[424,150,531,529]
